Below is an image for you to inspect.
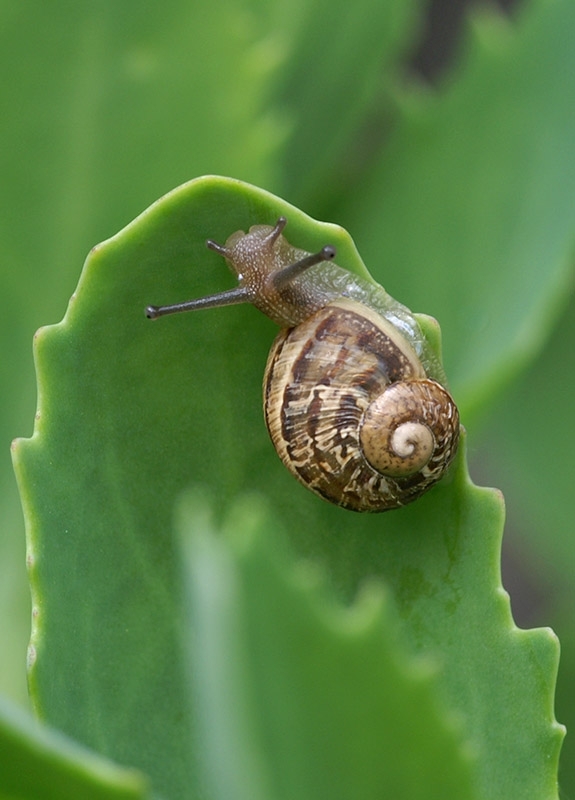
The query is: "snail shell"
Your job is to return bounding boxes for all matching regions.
[263,298,459,511]
[147,217,460,512]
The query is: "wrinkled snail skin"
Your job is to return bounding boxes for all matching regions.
[146,217,460,512]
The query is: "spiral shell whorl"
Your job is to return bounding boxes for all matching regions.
[264,299,460,512]
[359,380,457,479]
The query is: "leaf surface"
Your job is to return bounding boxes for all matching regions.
[13,177,564,798]
[180,493,478,800]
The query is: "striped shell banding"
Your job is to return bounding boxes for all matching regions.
[146,216,460,512]
[263,298,459,511]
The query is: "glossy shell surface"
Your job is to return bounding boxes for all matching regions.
[264,297,460,512]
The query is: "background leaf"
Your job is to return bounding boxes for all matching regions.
[273,0,418,207]
[0,697,148,800]
[0,0,292,705]
[329,0,575,419]
[475,289,575,791]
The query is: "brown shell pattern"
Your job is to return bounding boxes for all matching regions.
[263,298,460,512]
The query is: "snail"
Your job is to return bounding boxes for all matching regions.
[146,217,460,512]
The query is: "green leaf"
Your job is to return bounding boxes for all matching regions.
[0,696,148,800]
[472,290,575,792]
[476,290,575,597]
[11,177,376,798]
[273,0,420,207]
[335,0,575,419]
[13,177,564,798]
[179,492,477,800]
[353,439,565,800]
[0,0,292,705]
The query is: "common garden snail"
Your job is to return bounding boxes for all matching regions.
[146,217,460,512]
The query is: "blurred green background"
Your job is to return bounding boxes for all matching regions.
[1,0,573,792]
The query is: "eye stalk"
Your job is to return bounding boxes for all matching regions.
[271,245,336,290]
[145,285,250,320]
[145,218,336,321]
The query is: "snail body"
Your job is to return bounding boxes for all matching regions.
[147,217,460,512]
